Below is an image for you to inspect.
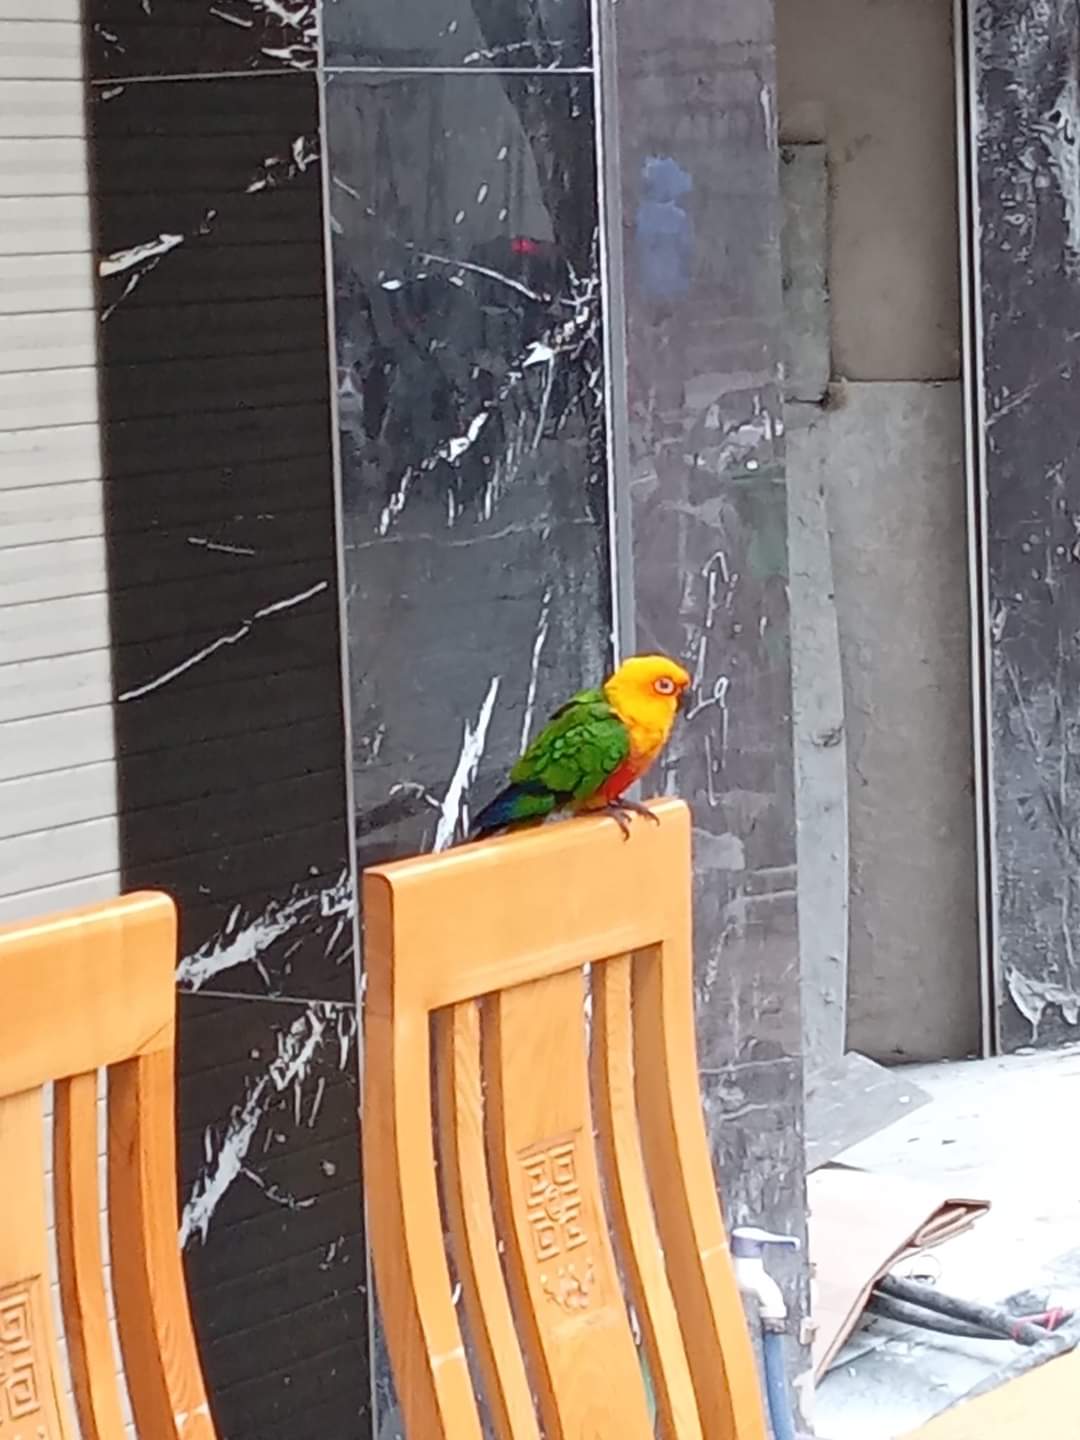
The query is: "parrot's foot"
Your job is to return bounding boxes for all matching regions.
[616,799,661,825]
[597,800,660,839]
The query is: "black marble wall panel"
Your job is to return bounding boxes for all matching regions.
[327,69,612,866]
[323,0,591,68]
[610,0,809,1415]
[972,0,1080,1051]
[325,17,612,1433]
[89,0,318,77]
[179,995,367,1440]
[84,9,368,1435]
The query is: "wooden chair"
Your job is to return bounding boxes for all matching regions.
[363,797,769,1440]
[0,893,215,1440]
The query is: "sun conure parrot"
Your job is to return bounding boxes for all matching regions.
[469,654,691,840]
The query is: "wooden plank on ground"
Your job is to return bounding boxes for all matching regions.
[901,1349,1080,1438]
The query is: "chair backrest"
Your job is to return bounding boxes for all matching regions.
[0,893,214,1440]
[362,799,768,1440]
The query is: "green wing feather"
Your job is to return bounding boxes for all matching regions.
[510,688,630,802]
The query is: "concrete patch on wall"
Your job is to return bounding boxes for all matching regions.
[802,382,980,1061]
[787,405,848,1074]
[776,0,961,381]
[780,140,847,1075]
[780,144,829,402]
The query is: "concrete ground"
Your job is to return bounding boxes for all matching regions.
[812,1043,1080,1438]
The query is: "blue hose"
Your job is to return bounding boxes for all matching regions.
[762,1328,798,1440]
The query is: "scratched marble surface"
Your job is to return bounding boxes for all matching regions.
[324,0,592,69]
[611,0,809,1411]
[85,6,810,1437]
[326,59,613,1440]
[178,994,368,1439]
[973,0,1080,1051]
[86,56,368,1440]
[90,72,356,1006]
[87,0,319,77]
[328,70,613,870]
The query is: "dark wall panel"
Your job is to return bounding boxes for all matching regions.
[84,5,808,1438]
[89,0,318,76]
[328,68,613,874]
[324,0,591,67]
[84,10,368,1435]
[89,68,356,998]
[611,0,808,1418]
[324,18,612,1431]
[178,994,367,1440]
[972,0,1080,1049]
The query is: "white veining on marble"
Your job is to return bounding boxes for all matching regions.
[520,585,552,749]
[434,676,500,850]
[180,1002,355,1246]
[99,233,183,278]
[118,579,328,701]
[178,868,354,991]
[461,37,568,67]
[99,210,216,319]
[247,134,319,192]
[374,254,601,536]
[209,6,254,27]
[187,536,257,557]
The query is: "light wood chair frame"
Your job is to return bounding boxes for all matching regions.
[363,798,768,1440]
[0,892,214,1440]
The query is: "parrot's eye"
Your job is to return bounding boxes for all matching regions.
[654,676,677,696]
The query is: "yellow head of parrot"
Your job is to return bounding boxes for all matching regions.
[602,653,692,750]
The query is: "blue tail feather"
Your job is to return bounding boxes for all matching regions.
[469,781,557,838]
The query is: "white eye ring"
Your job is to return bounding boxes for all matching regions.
[655,676,676,696]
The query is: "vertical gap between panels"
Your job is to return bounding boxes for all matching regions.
[477,993,550,1439]
[586,958,661,1437]
[429,1007,497,1439]
[590,0,636,666]
[101,1067,138,1437]
[953,0,998,1056]
[631,944,690,1435]
[626,942,695,1387]
[314,1,364,1027]
[314,0,373,1420]
[42,1079,82,1438]
[368,1008,406,1440]
[367,1274,405,1440]
[627,946,667,1231]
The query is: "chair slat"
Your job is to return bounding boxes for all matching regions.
[364,994,484,1440]
[54,1069,127,1440]
[484,966,652,1440]
[633,947,769,1440]
[0,1086,76,1440]
[591,955,705,1440]
[108,1049,214,1440]
[434,1002,541,1440]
